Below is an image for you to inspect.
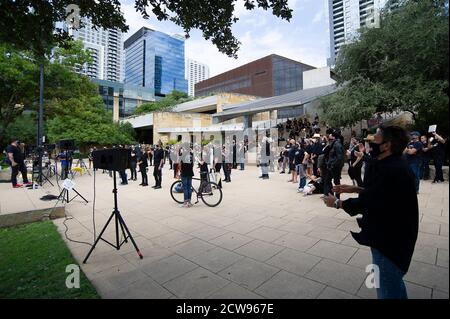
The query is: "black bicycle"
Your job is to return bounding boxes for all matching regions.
[170,177,223,207]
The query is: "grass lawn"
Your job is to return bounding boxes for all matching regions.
[0,221,100,299]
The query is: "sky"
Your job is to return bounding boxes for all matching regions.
[120,0,330,77]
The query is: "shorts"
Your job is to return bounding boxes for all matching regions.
[289,162,295,171]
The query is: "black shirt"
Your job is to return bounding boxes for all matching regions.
[294,148,305,165]
[6,144,23,163]
[342,155,418,273]
[153,148,164,166]
[180,151,194,177]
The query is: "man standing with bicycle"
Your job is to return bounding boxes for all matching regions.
[180,143,194,208]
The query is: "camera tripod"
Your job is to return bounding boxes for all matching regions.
[83,170,143,264]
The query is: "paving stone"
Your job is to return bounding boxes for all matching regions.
[256,216,290,228]
[417,232,449,250]
[218,258,280,291]
[107,278,173,299]
[246,226,288,242]
[151,231,193,249]
[432,290,449,299]
[188,225,229,241]
[273,233,320,252]
[412,245,438,265]
[306,226,349,243]
[307,216,344,228]
[190,247,245,273]
[224,221,262,235]
[171,238,216,258]
[141,254,198,284]
[210,232,254,251]
[307,240,357,263]
[436,249,449,268]
[255,271,325,299]
[266,248,321,276]
[207,283,264,299]
[305,259,366,294]
[277,221,316,235]
[163,267,229,299]
[318,286,360,299]
[347,249,372,269]
[404,261,449,292]
[234,240,285,262]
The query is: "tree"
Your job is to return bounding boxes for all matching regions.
[134,90,192,115]
[319,0,449,134]
[0,0,292,58]
[0,41,94,148]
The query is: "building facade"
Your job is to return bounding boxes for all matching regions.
[194,55,315,98]
[69,18,124,82]
[327,0,389,66]
[92,79,155,121]
[185,58,210,97]
[124,27,188,97]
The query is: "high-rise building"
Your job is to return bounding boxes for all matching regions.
[124,27,188,97]
[185,59,210,97]
[327,0,388,66]
[68,18,124,82]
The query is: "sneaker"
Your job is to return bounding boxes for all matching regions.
[24,182,33,186]
[13,184,23,188]
[298,188,304,193]
[154,186,162,189]
[280,171,285,174]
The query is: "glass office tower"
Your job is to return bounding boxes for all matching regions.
[124,27,188,97]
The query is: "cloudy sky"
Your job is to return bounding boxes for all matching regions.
[120,0,330,77]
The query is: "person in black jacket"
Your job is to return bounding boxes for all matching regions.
[323,126,418,299]
[129,146,138,181]
[152,143,164,189]
[324,129,344,198]
[137,147,148,186]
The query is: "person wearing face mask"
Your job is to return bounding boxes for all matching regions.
[323,126,418,299]
[404,132,423,193]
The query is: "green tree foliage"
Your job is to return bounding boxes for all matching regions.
[134,90,192,115]
[319,0,449,134]
[0,0,292,58]
[0,42,135,148]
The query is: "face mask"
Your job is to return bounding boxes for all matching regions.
[369,142,384,158]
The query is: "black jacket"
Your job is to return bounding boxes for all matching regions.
[327,139,344,171]
[342,155,418,273]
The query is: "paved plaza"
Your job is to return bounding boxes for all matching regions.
[4,165,448,299]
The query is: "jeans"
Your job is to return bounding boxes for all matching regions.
[181,176,193,202]
[240,162,245,170]
[139,165,148,185]
[409,162,420,192]
[298,177,306,189]
[371,248,408,299]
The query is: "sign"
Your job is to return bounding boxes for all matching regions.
[63,179,75,191]
[428,125,437,133]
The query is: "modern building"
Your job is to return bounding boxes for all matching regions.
[194,54,316,98]
[124,27,188,97]
[122,67,336,145]
[68,18,124,82]
[327,0,389,66]
[185,58,210,97]
[92,79,155,121]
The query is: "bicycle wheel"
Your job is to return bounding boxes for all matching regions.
[170,180,185,204]
[200,182,223,207]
